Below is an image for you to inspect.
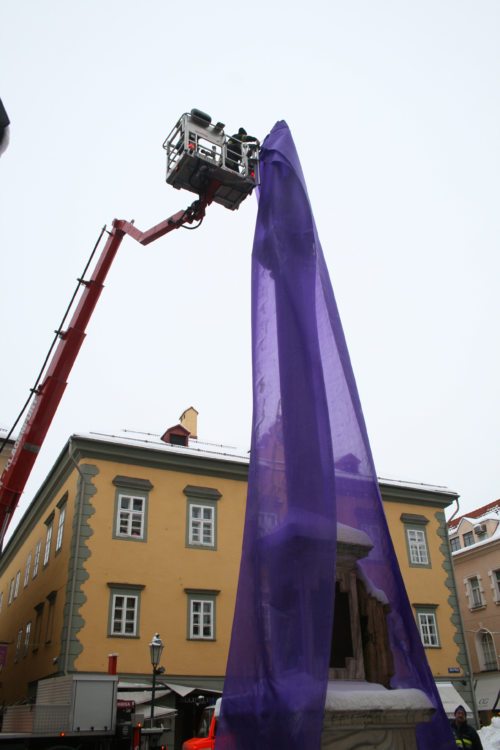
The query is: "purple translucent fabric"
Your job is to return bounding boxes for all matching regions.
[217,121,455,750]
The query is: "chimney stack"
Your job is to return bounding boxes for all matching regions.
[179,407,198,439]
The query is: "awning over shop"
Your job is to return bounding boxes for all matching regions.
[163,682,222,697]
[117,689,170,705]
[475,675,500,712]
[435,682,473,718]
[117,680,222,700]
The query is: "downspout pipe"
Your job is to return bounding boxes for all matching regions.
[444,496,482,727]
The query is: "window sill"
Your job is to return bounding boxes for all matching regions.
[187,637,216,642]
[113,535,146,543]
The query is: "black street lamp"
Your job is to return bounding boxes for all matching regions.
[149,633,164,726]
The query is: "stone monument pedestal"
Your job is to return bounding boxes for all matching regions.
[321,680,435,750]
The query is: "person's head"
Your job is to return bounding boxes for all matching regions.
[454,705,467,724]
[238,127,247,136]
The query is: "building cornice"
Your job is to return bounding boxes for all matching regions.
[379,481,458,509]
[68,435,249,482]
[1,432,458,566]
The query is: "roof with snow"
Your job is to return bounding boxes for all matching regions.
[451,519,500,556]
[448,499,500,530]
[75,428,249,464]
[72,428,456,499]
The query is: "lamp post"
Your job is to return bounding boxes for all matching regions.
[149,633,164,726]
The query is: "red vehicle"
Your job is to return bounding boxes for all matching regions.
[182,698,221,750]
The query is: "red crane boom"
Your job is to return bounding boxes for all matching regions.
[0,190,216,545]
[0,107,260,547]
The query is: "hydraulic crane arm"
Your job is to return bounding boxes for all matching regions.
[0,190,215,546]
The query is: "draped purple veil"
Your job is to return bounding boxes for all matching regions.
[216,121,455,750]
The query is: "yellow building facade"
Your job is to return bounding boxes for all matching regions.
[381,481,468,687]
[0,416,474,728]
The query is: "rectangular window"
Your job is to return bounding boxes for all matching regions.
[112,476,152,543]
[45,592,57,643]
[468,576,484,609]
[24,553,32,587]
[450,537,460,552]
[184,485,221,550]
[0,592,3,612]
[463,531,474,547]
[189,504,215,547]
[185,589,219,640]
[111,593,139,636]
[407,528,429,565]
[15,628,23,662]
[55,505,66,552]
[480,631,497,671]
[33,540,42,578]
[33,604,44,651]
[13,571,21,599]
[8,578,15,605]
[417,610,440,647]
[116,495,145,539]
[490,569,500,603]
[24,622,32,656]
[190,599,214,639]
[43,524,53,566]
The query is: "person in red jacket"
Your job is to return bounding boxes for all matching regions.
[450,705,483,749]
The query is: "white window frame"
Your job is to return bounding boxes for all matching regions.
[24,621,32,656]
[470,576,483,608]
[190,598,214,639]
[417,610,440,647]
[24,553,32,587]
[407,528,429,565]
[489,569,500,604]
[479,630,497,671]
[465,575,485,610]
[13,570,21,599]
[15,628,23,662]
[116,494,146,539]
[43,524,53,566]
[184,485,220,550]
[189,504,215,547]
[110,592,139,636]
[55,505,66,552]
[8,578,15,605]
[33,541,42,578]
[112,476,152,542]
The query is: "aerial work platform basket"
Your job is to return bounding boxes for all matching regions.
[163,109,260,210]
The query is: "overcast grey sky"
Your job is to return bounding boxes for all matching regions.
[1,0,499,536]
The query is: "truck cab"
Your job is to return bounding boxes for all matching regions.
[182,697,221,750]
